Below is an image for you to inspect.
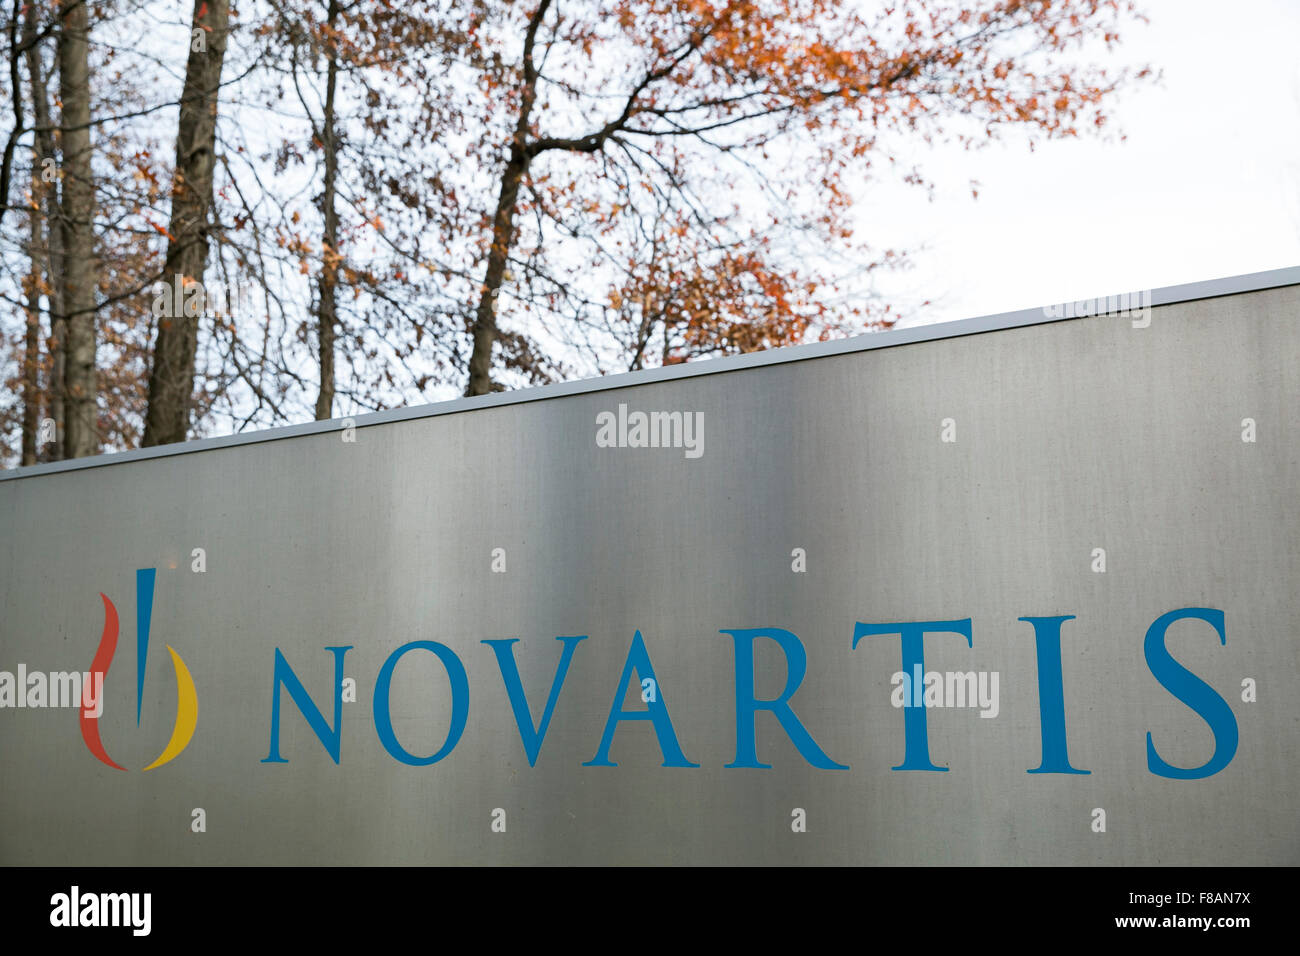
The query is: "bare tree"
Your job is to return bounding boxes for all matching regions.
[56,0,96,457]
[19,2,65,461]
[143,0,231,446]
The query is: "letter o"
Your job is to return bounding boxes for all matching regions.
[373,641,470,766]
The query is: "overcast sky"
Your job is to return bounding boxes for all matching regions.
[857,0,1300,328]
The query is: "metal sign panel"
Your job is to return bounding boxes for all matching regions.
[2,276,1298,865]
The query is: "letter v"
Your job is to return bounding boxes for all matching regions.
[483,637,587,766]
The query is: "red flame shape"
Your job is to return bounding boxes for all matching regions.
[80,594,127,771]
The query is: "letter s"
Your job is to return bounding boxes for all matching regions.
[1144,608,1238,779]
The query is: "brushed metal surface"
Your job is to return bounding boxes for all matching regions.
[1,283,1297,864]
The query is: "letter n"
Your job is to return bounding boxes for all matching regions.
[262,646,352,764]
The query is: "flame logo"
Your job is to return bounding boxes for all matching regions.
[80,568,197,771]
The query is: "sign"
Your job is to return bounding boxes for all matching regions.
[2,271,1297,865]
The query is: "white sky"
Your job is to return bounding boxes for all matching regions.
[858,0,1300,328]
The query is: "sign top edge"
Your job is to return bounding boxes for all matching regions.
[5,264,1298,482]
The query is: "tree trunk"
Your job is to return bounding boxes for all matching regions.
[314,0,340,421]
[466,151,528,397]
[143,0,231,446]
[465,0,551,397]
[25,6,65,461]
[20,236,40,464]
[56,0,96,458]
[18,7,39,465]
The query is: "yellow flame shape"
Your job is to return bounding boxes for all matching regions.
[142,645,198,771]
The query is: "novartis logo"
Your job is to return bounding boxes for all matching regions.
[82,568,198,771]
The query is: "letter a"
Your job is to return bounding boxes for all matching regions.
[584,631,698,768]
